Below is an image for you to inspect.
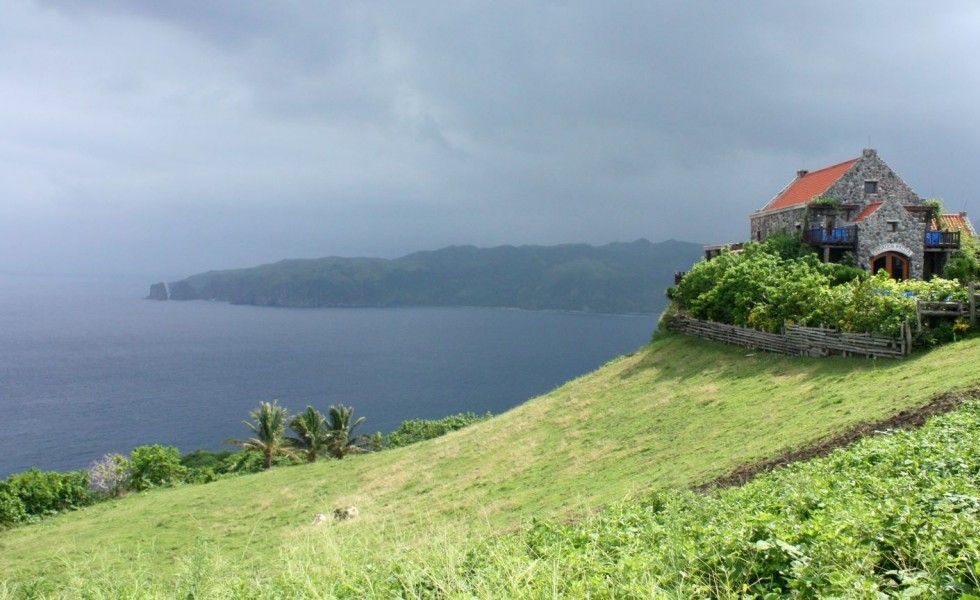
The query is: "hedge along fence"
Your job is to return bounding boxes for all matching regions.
[667,317,911,359]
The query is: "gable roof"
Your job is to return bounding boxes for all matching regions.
[762,158,859,212]
[853,202,883,222]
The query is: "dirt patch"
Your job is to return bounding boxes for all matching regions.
[694,386,980,493]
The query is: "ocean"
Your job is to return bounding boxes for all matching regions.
[0,274,658,478]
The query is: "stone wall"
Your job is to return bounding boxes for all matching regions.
[856,196,926,279]
[825,148,921,207]
[750,206,806,242]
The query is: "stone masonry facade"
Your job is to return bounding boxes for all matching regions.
[748,149,945,279]
[824,148,919,206]
[857,196,927,279]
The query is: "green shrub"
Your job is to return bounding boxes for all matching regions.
[671,240,968,339]
[915,321,957,347]
[944,234,980,282]
[185,467,220,484]
[820,261,865,285]
[180,449,234,483]
[923,197,944,217]
[217,449,300,474]
[129,445,188,491]
[180,449,233,471]
[5,468,91,517]
[763,232,817,260]
[386,412,492,449]
[0,482,27,526]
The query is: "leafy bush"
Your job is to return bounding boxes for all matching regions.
[386,412,492,449]
[672,242,829,331]
[944,234,980,282]
[809,195,841,209]
[180,449,234,483]
[671,240,968,338]
[180,449,233,471]
[185,467,221,484]
[217,450,300,474]
[129,445,188,491]
[0,482,27,527]
[821,261,864,285]
[923,197,944,216]
[762,232,818,260]
[5,468,91,517]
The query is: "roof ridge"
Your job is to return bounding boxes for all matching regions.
[805,157,861,177]
[759,156,860,212]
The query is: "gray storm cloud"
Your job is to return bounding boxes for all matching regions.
[3,1,979,278]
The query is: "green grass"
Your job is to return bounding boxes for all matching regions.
[420,400,980,598]
[2,333,980,596]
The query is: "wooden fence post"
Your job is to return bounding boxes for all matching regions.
[904,318,912,356]
[970,281,976,327]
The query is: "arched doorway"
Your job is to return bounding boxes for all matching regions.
[871,252,909,280]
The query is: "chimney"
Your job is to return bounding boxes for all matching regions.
[863,148,876,157]
[796,169,809,178]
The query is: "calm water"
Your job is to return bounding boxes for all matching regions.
[0,274,657,478]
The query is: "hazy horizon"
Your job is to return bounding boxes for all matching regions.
[4,2,979,279]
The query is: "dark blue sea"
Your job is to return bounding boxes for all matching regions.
[0,274,658,479]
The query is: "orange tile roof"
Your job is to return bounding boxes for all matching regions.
[763,158,859,211]
[853,202,883,222]
[935,213,977,236]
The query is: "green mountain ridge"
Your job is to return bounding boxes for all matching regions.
[161,238,704,313]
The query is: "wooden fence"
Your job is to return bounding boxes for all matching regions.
[667,318,910,359]
[916,282,978,328]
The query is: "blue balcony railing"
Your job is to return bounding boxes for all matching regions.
[925,230,960,249]
[803,226,857,247]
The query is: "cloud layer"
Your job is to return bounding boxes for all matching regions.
[4,1,979,277]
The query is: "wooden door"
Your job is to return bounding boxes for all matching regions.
[871,252,909,280]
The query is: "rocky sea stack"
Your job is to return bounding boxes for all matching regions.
[146,282,169,301]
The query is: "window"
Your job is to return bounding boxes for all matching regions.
[864,180,878,194]
[887,221,898,232]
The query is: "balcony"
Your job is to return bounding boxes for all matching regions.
[924,230,960,250]
[803,226,857,248]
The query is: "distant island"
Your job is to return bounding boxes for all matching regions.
[149,239,704,314]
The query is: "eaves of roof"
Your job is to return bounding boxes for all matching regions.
[761,158,859,212]
[853,202,883,222]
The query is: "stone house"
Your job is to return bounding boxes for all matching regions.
[749,148,974,280]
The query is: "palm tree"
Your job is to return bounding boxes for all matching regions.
[325,404,369,459]
[287,406,330,462]
[224,400,292,470]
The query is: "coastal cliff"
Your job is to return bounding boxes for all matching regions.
[158,239,703,314]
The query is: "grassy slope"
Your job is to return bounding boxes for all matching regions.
[2,334,979,588]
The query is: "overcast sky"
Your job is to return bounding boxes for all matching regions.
[3,1,980,278]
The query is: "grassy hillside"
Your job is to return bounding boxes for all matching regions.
[3,334,980,596]
[422,397,980,597]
